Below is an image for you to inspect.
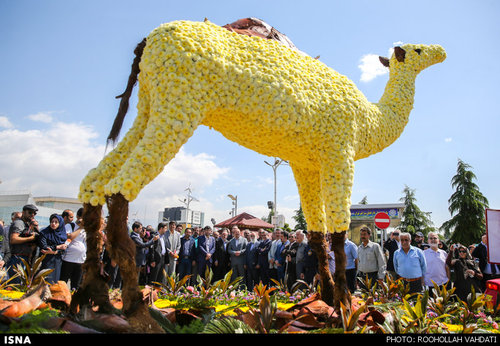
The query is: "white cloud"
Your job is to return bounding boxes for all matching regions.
[0,119,229,227]
[27,112,55,123]
[445,137,452,143]
[0,122,104,197]
[358,54,389,82]
[130,148,229,225]
[0,116,14,129]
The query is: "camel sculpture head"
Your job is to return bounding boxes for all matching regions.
[379,44,446,75]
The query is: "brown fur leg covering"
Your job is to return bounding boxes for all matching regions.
[70,203,113,314]
[106,193,164,333]
[308,232,335,306]
[331,231,350,311]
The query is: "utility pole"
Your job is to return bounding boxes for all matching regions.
[179,184,198,228]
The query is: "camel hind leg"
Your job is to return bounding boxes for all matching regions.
[79,82,152,207]
[103,98,204,331]
[72,84,152,316]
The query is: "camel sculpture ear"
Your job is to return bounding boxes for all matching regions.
[394,46,406,62]
[379,56,390,68]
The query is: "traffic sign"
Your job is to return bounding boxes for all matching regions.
[374,212,391,229]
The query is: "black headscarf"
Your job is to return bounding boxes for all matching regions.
[39,214,67,250]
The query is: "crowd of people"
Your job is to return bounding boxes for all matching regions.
[383,229,499,300]
[0,204,86,290]
[1,203,499,301]
[129,221,322,292]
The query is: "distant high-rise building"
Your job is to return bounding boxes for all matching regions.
[159,206,205,228]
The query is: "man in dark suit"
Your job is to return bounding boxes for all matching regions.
[255,228,272,285]
[213,228,230,281]
[244,230,259,290]
[472,233,500,290]
[148,222,168,286]
[383,230,400,279]
[130,221,158,281]
[195,226,216,279]
[178,227,196,284]
[228,226,248,283]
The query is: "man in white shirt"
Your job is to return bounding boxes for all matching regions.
[268,228,282,282]
[61,208,86,290]
[228,226,248,283]
[423,232,449,295]
[164,221,181,277]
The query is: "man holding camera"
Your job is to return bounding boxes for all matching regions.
[6,204,40,281]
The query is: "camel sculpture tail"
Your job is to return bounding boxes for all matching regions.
[106,38,147,146]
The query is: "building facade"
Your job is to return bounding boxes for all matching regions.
[0,192,82,228]
[158,206,205,228]
[349,203,405,245]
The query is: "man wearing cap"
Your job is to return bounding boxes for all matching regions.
[413,232,429,250]
[6,204,40,281]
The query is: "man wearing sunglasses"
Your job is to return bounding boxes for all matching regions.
[6,204,40,281]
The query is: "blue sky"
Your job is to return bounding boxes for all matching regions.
[0,0,499,230]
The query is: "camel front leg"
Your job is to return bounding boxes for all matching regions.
[290,163,334,306]
[320,152,355,311]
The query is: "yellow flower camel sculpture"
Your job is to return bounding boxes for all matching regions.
[74,19,445,331]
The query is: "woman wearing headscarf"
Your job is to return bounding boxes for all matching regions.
[446,243,483,301]
[38,214,68,283]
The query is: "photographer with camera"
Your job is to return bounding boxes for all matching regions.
[6,204,40,282]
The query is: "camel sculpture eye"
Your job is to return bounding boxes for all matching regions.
[414,48,422,55]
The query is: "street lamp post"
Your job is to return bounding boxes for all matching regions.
[264,158,286,217]
[227,194,237,217]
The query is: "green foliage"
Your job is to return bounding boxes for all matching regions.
[6,309,66,334]
[399,185,434,237]
[0,268,20,291]
[358,274,410,303]
[293,204,307,231]
[441,159,489,244]
[155,270,192,295]
[12,254,53,292]
[340,300,367,333]
[202,316,256,334]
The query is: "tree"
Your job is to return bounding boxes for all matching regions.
[441,159,489,245]
[262,210,274,224]
[399,185,434,237]
[292,204,307,231]
[359,196,368,205]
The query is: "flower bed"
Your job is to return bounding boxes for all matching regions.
[1,272,500,334]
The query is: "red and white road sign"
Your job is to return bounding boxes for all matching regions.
[374,212,391,229]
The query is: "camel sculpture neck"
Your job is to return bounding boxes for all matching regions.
[356,70,417,160]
